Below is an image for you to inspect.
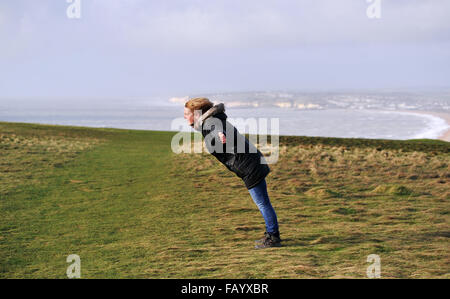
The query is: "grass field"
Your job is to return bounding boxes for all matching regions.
[1,121,449,278]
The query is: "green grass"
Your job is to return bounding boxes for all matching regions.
[1,121,449,278]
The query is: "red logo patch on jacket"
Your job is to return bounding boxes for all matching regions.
[218,132,226,144]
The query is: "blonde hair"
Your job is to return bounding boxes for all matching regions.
[185,97,214,114]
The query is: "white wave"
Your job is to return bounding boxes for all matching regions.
[377,110,450,140]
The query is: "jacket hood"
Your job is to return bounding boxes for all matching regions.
[193,103,227,131]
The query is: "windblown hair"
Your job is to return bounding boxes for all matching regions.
[185,97,214,114]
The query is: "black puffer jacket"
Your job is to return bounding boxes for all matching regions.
[197,104,270,190]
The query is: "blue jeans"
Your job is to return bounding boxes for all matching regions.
[248,178,279,234]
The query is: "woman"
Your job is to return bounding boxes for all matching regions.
[183,97,281,249]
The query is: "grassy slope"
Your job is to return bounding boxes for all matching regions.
[0,121,449,278]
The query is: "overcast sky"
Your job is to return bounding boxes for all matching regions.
[1,0,449,98]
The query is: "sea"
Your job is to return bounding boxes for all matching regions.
[0,97,449,140]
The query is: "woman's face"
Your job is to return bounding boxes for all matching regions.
[184,107,194,127]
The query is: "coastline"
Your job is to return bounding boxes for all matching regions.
[2,108,450,142]
[396,109,450,142]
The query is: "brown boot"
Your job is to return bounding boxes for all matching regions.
[255,232,270,245]
[254,232,282,249]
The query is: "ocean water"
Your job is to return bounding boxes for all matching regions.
[0,100,448,140]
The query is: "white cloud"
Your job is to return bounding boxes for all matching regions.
[1,0,449,97]
[1,0,449,53]
[86,0,450,50]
